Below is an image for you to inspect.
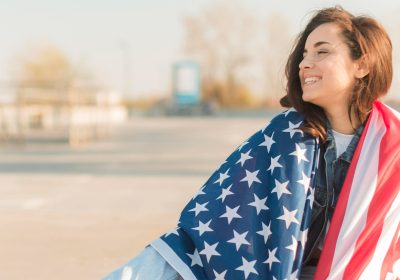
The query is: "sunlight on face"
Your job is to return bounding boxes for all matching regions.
[298,23,359,111]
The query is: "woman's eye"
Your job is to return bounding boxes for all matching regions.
[317,50,328,55]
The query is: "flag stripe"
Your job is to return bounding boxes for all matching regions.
[380,221,400,278]
[344,103,400,279]
[358,191,400,279]
[315,102,400,279]
[329,108,385,279]
[313,108,372,279]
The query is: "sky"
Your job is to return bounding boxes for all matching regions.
[1,0,400,100]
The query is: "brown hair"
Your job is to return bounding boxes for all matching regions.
[280,6,392,141]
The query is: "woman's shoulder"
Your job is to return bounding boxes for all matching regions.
[238,107,308,152]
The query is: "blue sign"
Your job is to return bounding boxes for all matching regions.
[173,61,201,106]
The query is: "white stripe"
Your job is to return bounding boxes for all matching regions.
[151,239,197,280]
[359,191,400,279]
[327,109,387,279]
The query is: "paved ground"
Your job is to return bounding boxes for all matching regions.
[0,116,272,279]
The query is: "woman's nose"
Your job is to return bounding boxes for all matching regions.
[299,56,314,69]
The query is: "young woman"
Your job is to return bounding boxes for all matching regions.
[104,6,400,280]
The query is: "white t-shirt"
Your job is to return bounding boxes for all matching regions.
[332,129,354,158]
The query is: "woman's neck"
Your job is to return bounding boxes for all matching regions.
[324,106,359,135]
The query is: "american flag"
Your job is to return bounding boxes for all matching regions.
[152,107,319,279]
[151,101,400,280]
[315,101,400,280]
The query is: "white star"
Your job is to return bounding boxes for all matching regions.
[286,235,298,255]
[271,179,291,199]
[278,206,300,229]
[261,120,272,133]
[297,171,311,194]
[264,247,280,270]
[257,222,272,243]
[307,187,315,208]
[267,155,283,173]
[298,229,308,249]
[216,184,234,203]
[213,269,227,280]
[220,205,242,224]
[290,269,299,280]
[235,257,258,278]
[227,230,250,251]
[284,107,297,117]
[192,185,206,200]
[164,227,179,237]
[259,133,275,152]
[192,219,213,236]
[238,140,249,151]
[282,121,303,138]
[248,193,268,214]
[289,143,309,164]
[240,169,262,188]
[236,150,253,167]
[186,248,203,267]
[214,169,230,186]
[199,241,221,262]
[188,202,209,216]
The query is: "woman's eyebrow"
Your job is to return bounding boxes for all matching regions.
[303,41,331,53]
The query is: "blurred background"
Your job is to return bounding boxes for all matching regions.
[1,0,399,279]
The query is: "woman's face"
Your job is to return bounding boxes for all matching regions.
[299,23,360,111]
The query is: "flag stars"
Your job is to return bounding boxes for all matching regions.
[186,248,203,267]
[227,230,250,251]
[248,193,268,214]
[297,171,311,194]
[213,269,227,280]
[188,202,209,216]
[307,187,315,208]
[240,169,262,188]
[238,140,249,151]
[199,241,221,262]
[164,227,179,237]
[236,150,253,167]
[264,247,280,270]
[236,257,258,278]
[259,132,275,152]
[284,107,297,117]
[217,184,234,203]
[271,179,291,199]
[278,206,300,229]
[257,222,272,244]
[290,143,309,164]
[214,169,230,186]
[286,235,298,255]
[192,219,213,236]
[283,121,303,138]
[267,155,283,173]
[220,205,242,224]
[298,229,308,249]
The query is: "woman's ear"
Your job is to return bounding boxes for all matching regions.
[355,56,370,79]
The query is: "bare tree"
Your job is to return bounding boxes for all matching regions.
[183,0,261,107]
[262,13,292,105]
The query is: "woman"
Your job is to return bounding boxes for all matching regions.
[104,6,400,280]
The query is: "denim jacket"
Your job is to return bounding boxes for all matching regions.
[302,122,365,265]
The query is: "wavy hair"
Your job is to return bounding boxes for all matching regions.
[280,6,392,141]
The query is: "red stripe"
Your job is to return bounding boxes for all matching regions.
[313,104,373,279]
[380,222,400,278]
[343,102,400,277]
